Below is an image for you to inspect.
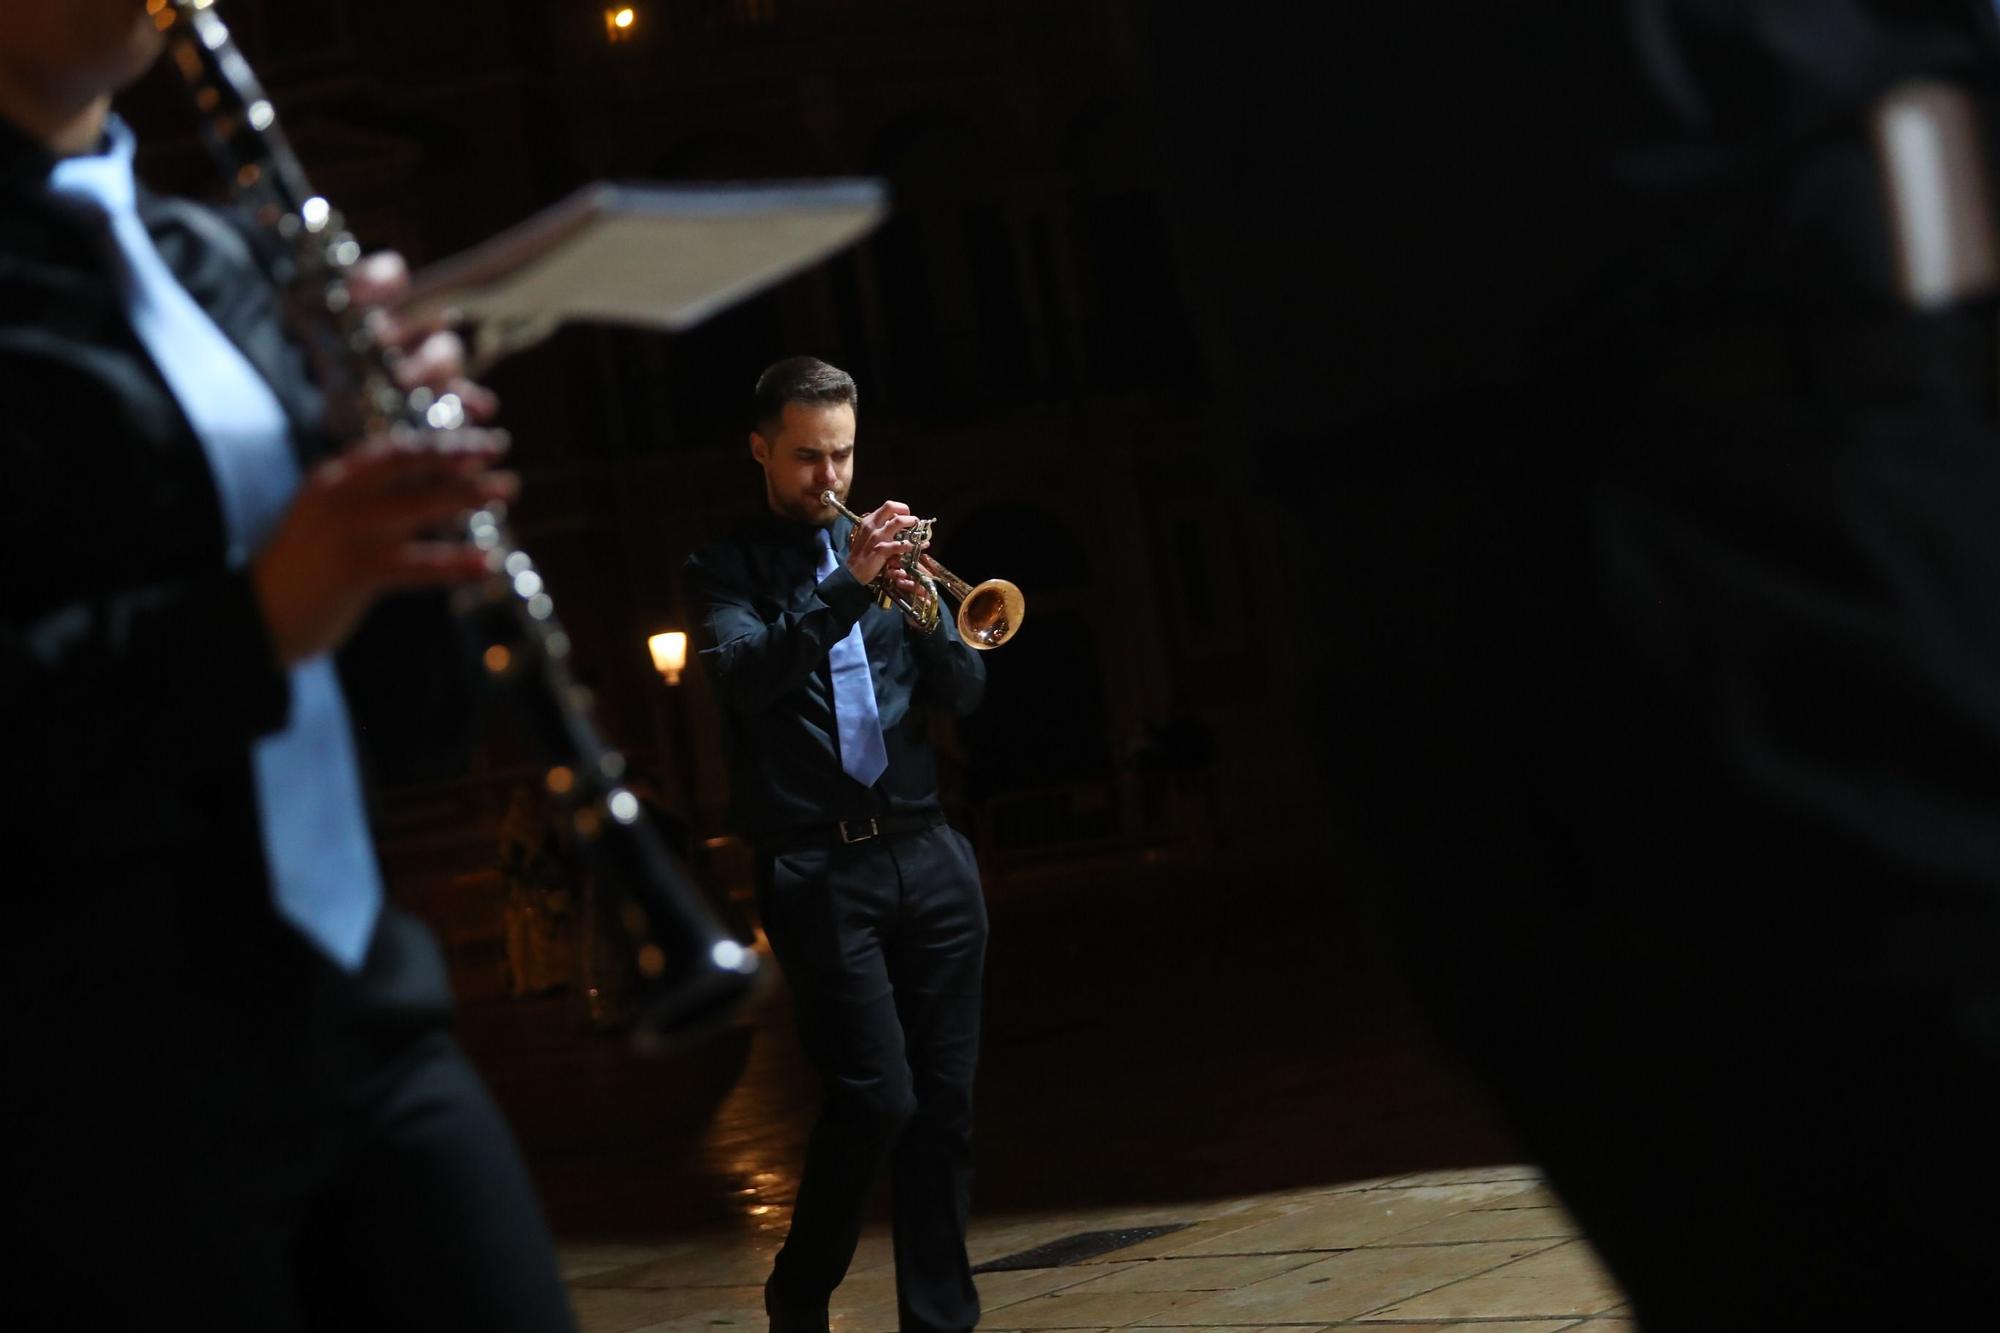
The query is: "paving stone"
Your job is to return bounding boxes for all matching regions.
[561,1166,1628,1331]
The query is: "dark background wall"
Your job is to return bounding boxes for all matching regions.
[120,0,1325,995]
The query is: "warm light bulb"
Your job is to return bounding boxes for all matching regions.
[648,630,688,685]
[614,7,635,27]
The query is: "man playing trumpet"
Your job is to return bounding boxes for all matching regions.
[685,356,989,1333]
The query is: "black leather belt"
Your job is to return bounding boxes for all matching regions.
[760,808,947,853]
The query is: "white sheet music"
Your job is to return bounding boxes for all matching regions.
[400,180,888,363]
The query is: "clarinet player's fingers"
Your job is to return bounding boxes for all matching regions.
[346,253,496,412]
[254,443,510,658]
[252,472,378,665]
[387,328,473,395]
[378,540,498,589]
[336,429,509,491]
[444,376,500,423]
[345,250,411,308]
[362,470,519,536]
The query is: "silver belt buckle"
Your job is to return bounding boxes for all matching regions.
[838,818,879,844]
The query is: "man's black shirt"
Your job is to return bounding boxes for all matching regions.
[685,511,987,839]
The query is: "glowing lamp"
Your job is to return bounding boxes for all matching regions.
[648,630,688,686]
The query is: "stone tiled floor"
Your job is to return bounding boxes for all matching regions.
[474,847,1624,1331]
[557,1166,1632,1331]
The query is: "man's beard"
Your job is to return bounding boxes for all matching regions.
[772,484,839,525]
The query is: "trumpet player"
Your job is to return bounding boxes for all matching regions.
[685,357,989,1333]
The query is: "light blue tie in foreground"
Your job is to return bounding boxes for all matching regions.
[48,119,384,971]
[817,527,891,788]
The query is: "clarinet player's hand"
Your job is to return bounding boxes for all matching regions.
[345,251,499,419]
[251,251,514,666]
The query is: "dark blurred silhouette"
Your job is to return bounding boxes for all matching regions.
[1120,4,2000,1326]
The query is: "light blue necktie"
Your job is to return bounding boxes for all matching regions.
[48,119,383,971]
[817,527,890,788]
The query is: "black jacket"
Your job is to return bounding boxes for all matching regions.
[0,118,474,1016]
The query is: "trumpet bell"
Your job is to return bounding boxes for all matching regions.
[957,579,1026,650]
[822,488,1025,648]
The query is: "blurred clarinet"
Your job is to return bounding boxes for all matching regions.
[153,0,760,1047]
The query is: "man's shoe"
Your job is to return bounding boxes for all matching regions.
[764,1276,830,1333]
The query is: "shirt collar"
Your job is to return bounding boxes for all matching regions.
[44,114,140,213]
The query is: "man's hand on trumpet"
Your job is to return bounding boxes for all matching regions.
[844,499,923,594]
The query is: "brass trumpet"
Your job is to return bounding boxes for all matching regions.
[821,491,1025,649]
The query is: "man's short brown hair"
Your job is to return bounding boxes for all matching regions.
[753,356,857,436]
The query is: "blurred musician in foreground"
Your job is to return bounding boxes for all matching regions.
[0,4,574,1327]
[684,358,988,1333]
[1125,2,2000,1325]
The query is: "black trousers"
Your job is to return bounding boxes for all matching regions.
[756,823,988,1332]
[9,911,576,1332]
[1312,309,2000,1326]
